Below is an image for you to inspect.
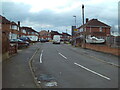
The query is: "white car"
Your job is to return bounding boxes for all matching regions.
[86,36,105,44]
[53,35,61,44]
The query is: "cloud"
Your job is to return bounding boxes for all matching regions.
[2,2,31,21]
[1,0,119,35]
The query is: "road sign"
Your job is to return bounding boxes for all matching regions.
[74,29,78,32]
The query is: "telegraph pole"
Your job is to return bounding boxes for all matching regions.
[82,4,84,25]
[82,4,86,48]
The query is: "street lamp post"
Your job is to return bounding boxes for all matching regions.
[73,15,77,46]
[73,15,76,27]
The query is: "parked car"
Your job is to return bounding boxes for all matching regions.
[19,37,31,42]
[40,39,49,43]
[86,36,105,44]
[10,39,30,48]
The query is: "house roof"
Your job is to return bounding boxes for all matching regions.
[77,19,111,29]
[62,32,71,36]
[11,21,18,26]
[21,26,38,33]
[39,30,49,35]
[50,30,62,35]
[0,15,11,24]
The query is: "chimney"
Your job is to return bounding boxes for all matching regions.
[18,21,20,26]
[18,21,21,38]
[86,18,89,23]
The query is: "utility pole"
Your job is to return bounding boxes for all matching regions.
[82,4,84,25]
[73,15,77,46]
[82,4,86,48]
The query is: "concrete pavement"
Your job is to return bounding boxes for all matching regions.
[2,43,41,88]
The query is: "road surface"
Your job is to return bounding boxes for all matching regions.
[32,42,119,88]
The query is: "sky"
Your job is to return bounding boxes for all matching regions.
[1,0,119,35]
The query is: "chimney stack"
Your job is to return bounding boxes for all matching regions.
[18,21,20,27]
[18,21,21,37]
[86,18,89,23]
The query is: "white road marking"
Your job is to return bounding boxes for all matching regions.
[59,53,67,59]
[74,62,111,80]
[40,50,43,63]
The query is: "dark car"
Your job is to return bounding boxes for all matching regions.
[10,39,29,48]
[40,39,48,43]
[19,37,31,42]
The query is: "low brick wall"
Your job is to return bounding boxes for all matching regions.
[9,44,17,56]
[85,44,120,56]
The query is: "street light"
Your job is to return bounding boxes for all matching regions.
[73,15,76,27]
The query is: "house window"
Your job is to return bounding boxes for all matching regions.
[23,30,26,34]
[32,32,34,34]
[80,28,83,32]
[28,32,30,34]
[11,33,17,39]
[11,25,18,30]
[100,27,102,32]
[9,32,12,39]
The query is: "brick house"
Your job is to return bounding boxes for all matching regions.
[0,15,10,60]
[9,21,20,39]
[61,32,71,41]
[72,18,111,46]
[39,30,51,40]
[50,30,62,40]
[0,15,11,33]
[0,15,21,40]
[0,15,19,60]
[20,27,39,41]
[77,18,111,39]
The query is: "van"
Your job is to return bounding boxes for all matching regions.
[53,35,60,44]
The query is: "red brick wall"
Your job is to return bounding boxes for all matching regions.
[10,29,19,35]
[2,31,9,54]
[92,27,99,32]
[86,27,110,36]
[2,24,10,32]
[85,44,120,56]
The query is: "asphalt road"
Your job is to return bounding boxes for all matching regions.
[32,42,119,88]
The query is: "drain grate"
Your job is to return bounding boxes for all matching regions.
[37,74,58,87]
[45,81,57,87]
[38,74,55,82]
